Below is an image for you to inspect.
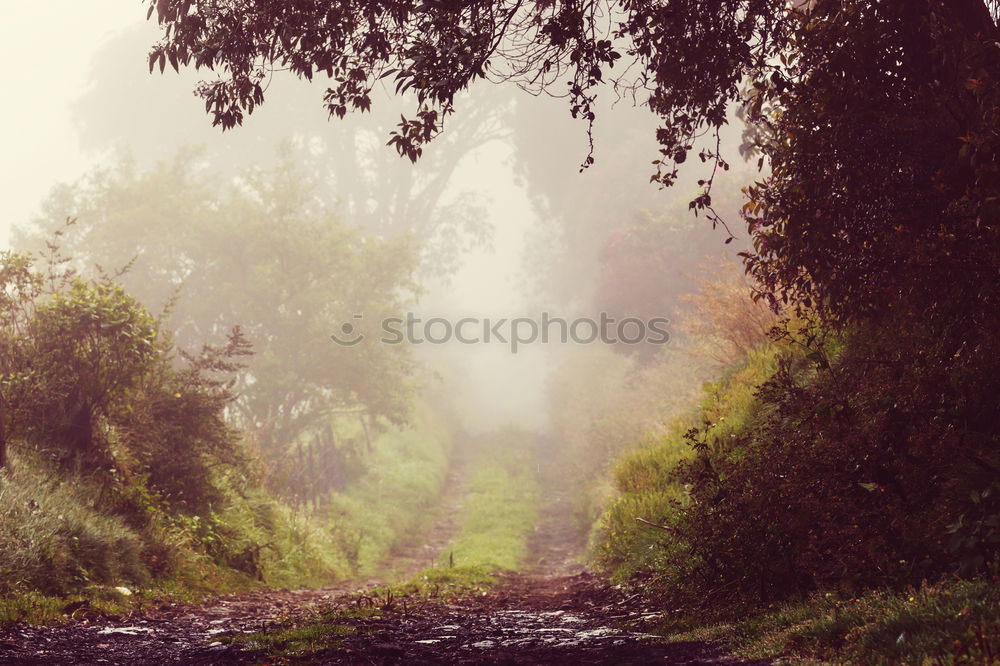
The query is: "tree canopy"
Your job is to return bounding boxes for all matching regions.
[80,26,508,277]
[148,0,1000,325]
[146,0,775,183]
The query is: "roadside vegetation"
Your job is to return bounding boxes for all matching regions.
[676,575,1000,665]
[0,243,454,626]
[228,431,541,659]
[590,260,1000,663]
[0,411,454,627]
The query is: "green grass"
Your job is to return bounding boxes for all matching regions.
[0,406,455,627]
[670,576,1000,664]
[237,430,542,662]
[322,408,453,578]
[389,431,540,599]
[0,463,150,597]
[591,344,782,581]
[0,515,259,626]
[442,441,539,571]
[0,563,258,626]
[226,619,358,658]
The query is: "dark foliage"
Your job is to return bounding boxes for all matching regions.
[666,312,1000,608]
[0,247,249,517]
[656,1,1000,607]
[742,1,1000,323]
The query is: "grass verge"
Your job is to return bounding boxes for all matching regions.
[394,430,540,598]
[0,409,454,627]
[669,575,999,664]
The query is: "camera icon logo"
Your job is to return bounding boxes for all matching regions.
[330,314,365,346]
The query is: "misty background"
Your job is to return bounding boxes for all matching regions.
[0,1,745,437]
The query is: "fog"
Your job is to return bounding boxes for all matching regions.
[2,1,746,462]
[0,2,135,243]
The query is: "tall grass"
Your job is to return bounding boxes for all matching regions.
[0,407,455,625]
[0,460,148,596]
[592,344,781,580]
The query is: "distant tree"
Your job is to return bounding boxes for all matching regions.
[78,26,511,276]
[510,95,745,313]
[591,211,731,359]
[16,151,420,469]
[144,0,755,220]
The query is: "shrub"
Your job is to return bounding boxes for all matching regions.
[606,311,1000,613]
[592,345,781,583]
[677,256,777,366]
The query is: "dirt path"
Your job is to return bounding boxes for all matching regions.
[0,585,352,664]
[0,454,765,665]
[369,449,470,583]
[286,476,769,665]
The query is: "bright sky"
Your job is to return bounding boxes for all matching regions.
[0,1,147,246]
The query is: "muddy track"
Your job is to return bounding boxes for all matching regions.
[0,572,765,666]
[370,449,470,582]
[0,451,766,665]
[281,479,769,665]
[294,571,768,665]
[0,585,354,665]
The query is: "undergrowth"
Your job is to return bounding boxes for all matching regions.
[0,410,453,627]
[594,313,1000,664]
[592,344,782,581]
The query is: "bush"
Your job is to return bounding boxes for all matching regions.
[668,312,1000,606]
[677,256,777,366]
[597,304,1000,618]
[0,247,466,614]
